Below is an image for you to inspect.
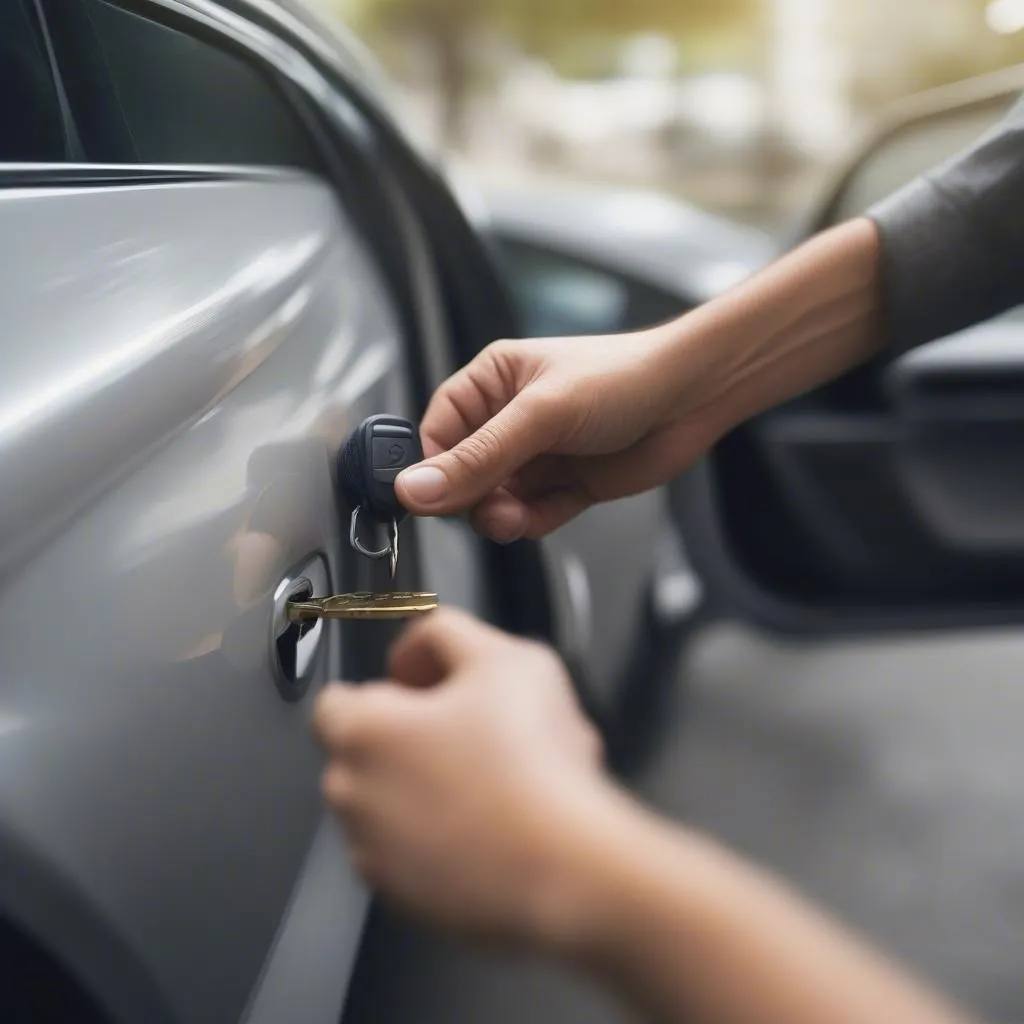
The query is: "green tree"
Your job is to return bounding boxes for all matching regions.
[336,0,761,148]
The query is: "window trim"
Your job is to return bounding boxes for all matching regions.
[34,0,433,414]
[0,162,313,188]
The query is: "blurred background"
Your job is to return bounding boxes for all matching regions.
[317,0,1024,233]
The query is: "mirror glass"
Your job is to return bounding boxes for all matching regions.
[494,238,686,338]
[497,241,630,337]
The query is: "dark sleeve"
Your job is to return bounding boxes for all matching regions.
[867,94,1024,353]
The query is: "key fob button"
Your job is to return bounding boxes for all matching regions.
[371,424,413,439]
[372,436,413,469]
[339,414,424,523]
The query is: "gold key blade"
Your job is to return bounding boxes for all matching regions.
[287,592,438,622]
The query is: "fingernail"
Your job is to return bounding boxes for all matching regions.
[399,466,448,505]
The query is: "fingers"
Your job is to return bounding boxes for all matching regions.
[386,607,505,687]
[313,681,415,758]
[397,385,562,517]
[467,490,531,544]
[314,613,505,762]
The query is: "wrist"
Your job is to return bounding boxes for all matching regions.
[640,315,749,445]
[527,780,672,959]
[645,217,884,439]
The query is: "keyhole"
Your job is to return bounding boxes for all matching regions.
[271,561,329,702]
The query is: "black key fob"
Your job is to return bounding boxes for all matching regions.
[339,415,424,523]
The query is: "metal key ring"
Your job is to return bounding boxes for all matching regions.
[350,506,390,560]
[350,508,400,580]
[388,519,399,581]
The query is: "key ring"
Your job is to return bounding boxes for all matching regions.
[349,507,400,580]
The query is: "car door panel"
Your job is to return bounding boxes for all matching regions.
[888,319,1024,554]
[0,173,409,1023]
[674,73,1024,635]
[241,818,364,1024]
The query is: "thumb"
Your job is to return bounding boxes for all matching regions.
[396,389,560,515]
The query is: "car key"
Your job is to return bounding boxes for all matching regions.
[285,418,435,622]
[287,591,439,622]
[338,414,424,580]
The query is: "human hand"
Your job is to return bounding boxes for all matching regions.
[395,326,729,542]
[313,608,611,947]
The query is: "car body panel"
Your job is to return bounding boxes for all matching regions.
[0,173,410,1022]
[241,818,363,1024]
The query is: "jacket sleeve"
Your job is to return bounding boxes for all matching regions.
[867,94,1024,353]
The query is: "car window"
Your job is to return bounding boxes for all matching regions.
[823,92,1024,340]
[828,97,1016,225]
[495,239,684,338]
[0,0,68,162]
[42,0,324,172]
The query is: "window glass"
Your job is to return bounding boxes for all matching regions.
[0,0,67,162]
[49,0,323,172]
[496,239,684,338]
[828,99,1015,225]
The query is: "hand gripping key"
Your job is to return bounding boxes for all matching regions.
[338,415,424,580]
[280,417,436,627]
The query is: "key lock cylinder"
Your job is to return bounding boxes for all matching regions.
[285,416,440,626]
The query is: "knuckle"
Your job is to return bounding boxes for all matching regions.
[486,338,519,364]
[449,425,502,477]
[321,767,357,811]
[524,380,563,416]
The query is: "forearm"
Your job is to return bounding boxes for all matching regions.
[546,788,974,1024]
[658,217,885,439]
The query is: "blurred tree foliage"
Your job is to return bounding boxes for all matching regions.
[336,0,760,146]
[839,0,1024,114]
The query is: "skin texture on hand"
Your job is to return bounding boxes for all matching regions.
[309,217,973,1022]
[395,328,724,542]
[314,610,974,1024]
[313,608,606,945]
[397,217,884,542]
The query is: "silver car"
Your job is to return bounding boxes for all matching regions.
[0,1,717,1021]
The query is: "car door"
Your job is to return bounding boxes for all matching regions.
[672,69,1024,635]
[0,3,453,1023]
